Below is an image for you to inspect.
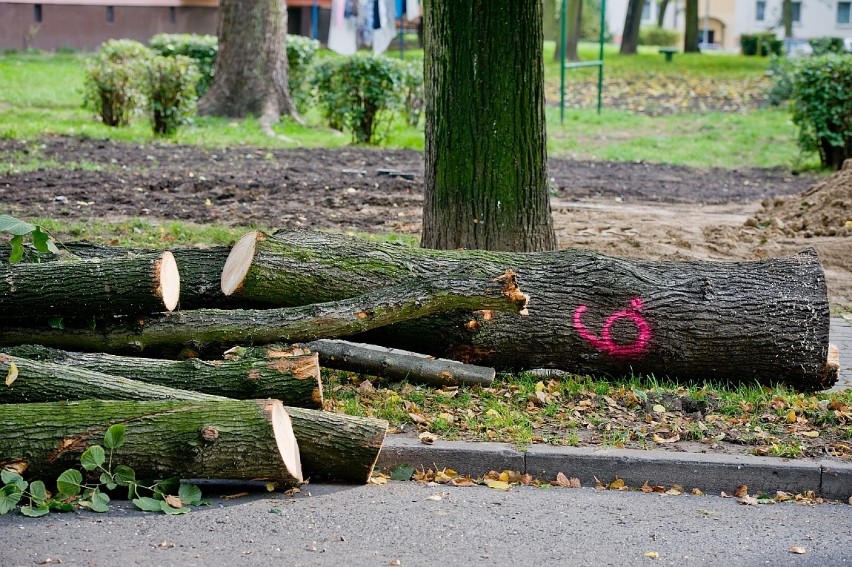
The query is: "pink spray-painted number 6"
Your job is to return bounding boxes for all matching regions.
[573,297,651,359]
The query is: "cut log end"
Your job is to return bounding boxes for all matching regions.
[156,251,181,312]
[263,399,303,483]
[221,231,262,296]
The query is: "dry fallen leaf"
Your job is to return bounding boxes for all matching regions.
[652,404,666,414]
[368,474,388,485]
[449,476,476,487]
[786,410,797,424]
[789,546,807,555]
[222,492,250,500]
[608,478,627,491]
[418,432,436,444]
[652,433,680,444]
[555,472,581,488]
[800,430,819,438]
[691,488,704,496]
[644,551,660,559]
[485,479,511,491]
[5,361,18,386]
[738,495,759,506]
[165,494,183,509]
[734,484,749,498]
[426,494,442,501]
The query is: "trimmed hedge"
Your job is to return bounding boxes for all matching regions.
[741,33,782,56]
[148,34,217,96]
[639,26,679,47]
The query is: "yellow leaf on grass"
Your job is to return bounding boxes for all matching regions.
[485,479,511,491]
[535,381,546,393]
[786,410,797,424]
[652,433,680,444]
[652,404,666,413]
[800,430,819,438]
[5,361,18,386]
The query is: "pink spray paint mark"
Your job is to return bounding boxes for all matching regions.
[573,297,651,359]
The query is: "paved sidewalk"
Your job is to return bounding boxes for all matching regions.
[831,316,852,391]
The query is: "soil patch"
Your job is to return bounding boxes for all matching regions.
[1,135,848,310]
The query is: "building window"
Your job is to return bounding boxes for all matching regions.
[34,4,43,23]
[641,0,653,21]
[755,1,765,21]
[169,7,177,24]
[791,1,801,22]
[839,2,851,24]
[106,6,114,23]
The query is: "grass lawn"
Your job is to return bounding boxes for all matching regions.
[0,45,818,170]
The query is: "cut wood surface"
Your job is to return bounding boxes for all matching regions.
[0,251,179,319]
[0,353,226,403]
[0,272,527,354]
[0,399,302,484]
[306,339,496,387]
[5,344,323,408]
[219,229,834,390]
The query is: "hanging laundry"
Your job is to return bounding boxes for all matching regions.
[328,0,357,55]
[372,0,397,55]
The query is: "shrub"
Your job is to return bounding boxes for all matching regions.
[789,54,852,169]
[400,60,423,128]
[639,26,679,47]
[82,39,152,126]
[148,33,217,96]
[765,55,796,106]
[808,37,845,56]
[287,34,320,112]
[310,53,405,144]
[741,33,782,56]
[141,55,200,136]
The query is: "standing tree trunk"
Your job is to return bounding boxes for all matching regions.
[684,0,700,53]
[657,0,671,27]
[620,0,645,54]
[421,0,557,252]
[197,0,301,135]
[782,0,793,38]
[565,0,584,62]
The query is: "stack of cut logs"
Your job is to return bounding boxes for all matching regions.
[0,229,839,486]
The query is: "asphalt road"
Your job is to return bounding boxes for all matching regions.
[1,481,850,567]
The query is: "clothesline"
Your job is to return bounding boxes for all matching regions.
[328,0,421,56]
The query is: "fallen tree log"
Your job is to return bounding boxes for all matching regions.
[0,272,526,354]
[219,229,836,390]
[0,399,303,484]
[5,344,324,408]
[0,251,179,319]
[0,356,387,483]
[305,339,495,387]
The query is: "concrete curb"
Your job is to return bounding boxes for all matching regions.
[375,437,852,500]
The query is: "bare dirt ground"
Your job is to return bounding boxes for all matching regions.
[1,135,850,310]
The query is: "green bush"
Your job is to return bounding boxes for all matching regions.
[765,55,796,106]
[82,39,153,126]
[310,53,405,144]
[740,33,782,56]
[148,33,217,96]
[141,55,200,136]
[639,25,678,47]
[789,54,852,169]
[808,37,845,56]
[286,35,320,112]
[400,60,423,128]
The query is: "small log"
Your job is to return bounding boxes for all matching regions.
[5,344,323,409]
[306,339,495,387]
[0,353,225,403]
[0,251,179,320]
[0,399,303,484]
[218,229,835,391]
[0,272,527,353]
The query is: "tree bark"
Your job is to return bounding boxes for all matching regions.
[0,399,303,484]
[3,345,324,409]
[684,0,700,53]
[421,0,557,252]
[564,0,584,62]
[214,229,836,391]
[197,0,301,134]
[657,0,671,27]
[0,270,527,354]
[0,252,179,320]
[305,339,496,387]
[782,0,793,38]
[620,0,645,54]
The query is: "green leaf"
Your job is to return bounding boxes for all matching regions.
[0,484,23,514]
[48,501,75,513]
[99,472,117,490]
[1,470,25,488]
[47,316,65,330]
[80,445,106,471]
[154,477,179,495]
[178,483,202,506]
[8,235,24,263]
[113,465,135,487]
[20,504,50,517]
[0,215,36,236]
[103,424,126,449]
[29,480,48,501]
[389,464,415,481]
[160,501,190,515]
[132,496,163,512]
[56,469,83,498]
[31,228,58,255]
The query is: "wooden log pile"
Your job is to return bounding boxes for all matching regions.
[0,228,841,490]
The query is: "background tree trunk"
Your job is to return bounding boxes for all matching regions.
[657,0,671,27]
[197,0,300,133]
[566,0,584,62]
[782,0,793,38]
[421,0,557,252]
[684,0,700,53]
[620,0,645,54]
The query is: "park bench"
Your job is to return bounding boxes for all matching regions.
[659,47,677,62]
